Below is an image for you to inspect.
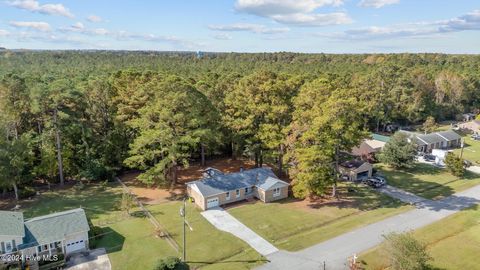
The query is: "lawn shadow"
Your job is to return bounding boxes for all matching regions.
[94,227,126,254]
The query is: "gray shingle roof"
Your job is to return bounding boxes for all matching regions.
[399,130,461,145]
[0,211,25,237]
[19,208,89,248]
[256,176,289,190]
[437,130,462,141]
[188,167,288,197]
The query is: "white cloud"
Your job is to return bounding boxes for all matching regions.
[213,33,233,40]
[7,0,74,18]
[0,29,10,36]
[235,0,343,16]
[358,0,399,8]
[326,9,480,40]
[234,0,350,26]
[87,15,103,23]
[439,9,480,32]
[209,23,290,34]
[9,21,51,32]
[271,12,351,26]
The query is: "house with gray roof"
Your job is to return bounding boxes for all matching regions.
[187,167,289,210]
[399,130,462,153]
[0,208,90,261]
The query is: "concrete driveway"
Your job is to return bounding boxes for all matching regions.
[378,185,426,204]
[65,248,111,270]
[201,207,279,256]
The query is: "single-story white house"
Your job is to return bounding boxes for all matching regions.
[187,167,289,210]
[0,208,90,263]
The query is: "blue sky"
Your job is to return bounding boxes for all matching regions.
[0,0,479,53]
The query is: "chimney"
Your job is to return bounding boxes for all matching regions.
[240,166,244,173]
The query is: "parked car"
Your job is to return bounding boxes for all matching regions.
[424,154,436,162]
[362,177,386,188]
[372,175,387,185]
[472,134,480,141]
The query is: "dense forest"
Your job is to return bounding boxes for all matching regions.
[1,50,479,200]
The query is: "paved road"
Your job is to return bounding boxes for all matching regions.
[65,248,111,270]
[377,185,426,204]
[201,207,279,256]
[257,184,480,270]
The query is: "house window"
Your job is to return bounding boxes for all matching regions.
[226,192,230,200]
[245,187,249,194]
[273,188,281,197]
[236,189,240,198]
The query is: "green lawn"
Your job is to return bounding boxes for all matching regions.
[147,202,265,270]
[360,206,480,270]
[228,184,412,251]
[15,184,264,270]
[377,163,480,200]
[454,136,480,165]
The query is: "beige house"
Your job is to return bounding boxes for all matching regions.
[339,160,373,181]
[187,167,289,210]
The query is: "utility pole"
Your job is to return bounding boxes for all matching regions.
[460,138,465,159]
[180,197,187,262]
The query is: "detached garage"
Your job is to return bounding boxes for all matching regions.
[339,160,373,181]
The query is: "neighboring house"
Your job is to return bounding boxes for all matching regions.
[351,134,390,159]
[339,160,373,181]
[187,167,289,210]
[459,120,480,134]
[0,208,90,261]
[462,113,477,122]
[399,130,462,153]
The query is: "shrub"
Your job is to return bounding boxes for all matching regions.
[19,186,36,199]
[153,257,189,270]
[445,152,465,178]
[73,181,85,191]
[383,232,431,270]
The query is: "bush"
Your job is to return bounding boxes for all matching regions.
[73,181,85,191]
[19,186,36,199]
[445,152,465,178]
[153,257,189,270]
[383,232,431,270]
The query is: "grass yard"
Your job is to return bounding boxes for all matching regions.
[454,136,480,165]
[360,206,480,270]
[147,202,266,270]
[228,184,412,251]
[377,163,480,200]
[13,183,264,270]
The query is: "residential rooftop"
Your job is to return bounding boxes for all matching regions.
[188,167,288,197]
[0,211,25,237]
